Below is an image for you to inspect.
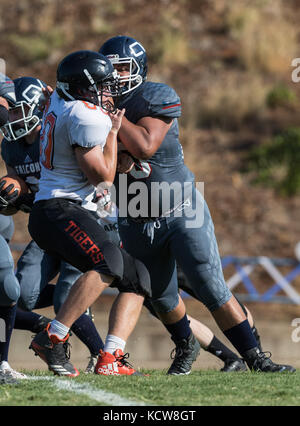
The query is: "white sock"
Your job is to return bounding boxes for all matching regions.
[48,319,69,340]
[104,334,126,354]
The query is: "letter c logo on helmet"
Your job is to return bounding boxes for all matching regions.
[129,41,145,58]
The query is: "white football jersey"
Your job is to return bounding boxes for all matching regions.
[35,90,112,206]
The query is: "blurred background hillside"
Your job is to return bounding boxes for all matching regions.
[1,0,300,281]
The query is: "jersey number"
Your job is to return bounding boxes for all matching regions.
[40,112,57,170]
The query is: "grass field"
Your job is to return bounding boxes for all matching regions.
[1,369,300,407]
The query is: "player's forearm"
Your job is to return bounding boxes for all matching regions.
[118,117,153,160]
[85,130,118,185]
[102,128,118,183]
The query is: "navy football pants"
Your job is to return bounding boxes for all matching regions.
[119,189,232,313]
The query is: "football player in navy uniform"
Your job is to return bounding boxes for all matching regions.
[0,75,27,383]
[99,36,295,374]
[0,76,106,374]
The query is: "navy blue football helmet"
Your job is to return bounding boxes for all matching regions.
[99,36,147,95]
[0,76,47,141]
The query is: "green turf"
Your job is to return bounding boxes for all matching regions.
[0,369,300,406]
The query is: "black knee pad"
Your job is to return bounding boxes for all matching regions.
[111,249,152,298]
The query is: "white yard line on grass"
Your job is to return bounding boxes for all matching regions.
[28,376,148,406]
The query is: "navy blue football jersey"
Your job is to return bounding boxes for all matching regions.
[116,81,194,218]
[1,135,41,193]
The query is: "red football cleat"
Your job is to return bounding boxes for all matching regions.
[95,349,145,376]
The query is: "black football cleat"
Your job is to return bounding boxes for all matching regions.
[31,315,52,334]
[29,323,79,377]
[220,358,247,372]
[167,333,200,375]
[251,326,263,352]
[243,347,296,373]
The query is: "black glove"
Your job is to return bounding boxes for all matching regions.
[0,179,19,211]
[12,192,35,213]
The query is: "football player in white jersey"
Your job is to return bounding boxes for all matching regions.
[29,50,152,377]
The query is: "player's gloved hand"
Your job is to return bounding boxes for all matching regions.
[12,192,35,213]
[0,179,19,211]
[92,189,112,218]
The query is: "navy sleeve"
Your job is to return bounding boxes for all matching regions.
[0,74,16,105]
[143,82,181,119]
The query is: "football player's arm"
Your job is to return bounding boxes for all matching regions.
[117,115,173,160]
[75,108,125,185]
[75,140,117,186]
[1,165,34,215]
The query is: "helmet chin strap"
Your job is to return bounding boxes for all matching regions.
[56,81,75,101]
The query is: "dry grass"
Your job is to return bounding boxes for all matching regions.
[194,71,271,129]
[225,0,298,75]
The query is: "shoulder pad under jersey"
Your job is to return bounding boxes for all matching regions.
[142,81,181,118]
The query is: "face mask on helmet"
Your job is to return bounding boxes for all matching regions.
[0,77,47,142]
[107,55,144,95]
[98,72,121,112]
[99,36,148,95]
